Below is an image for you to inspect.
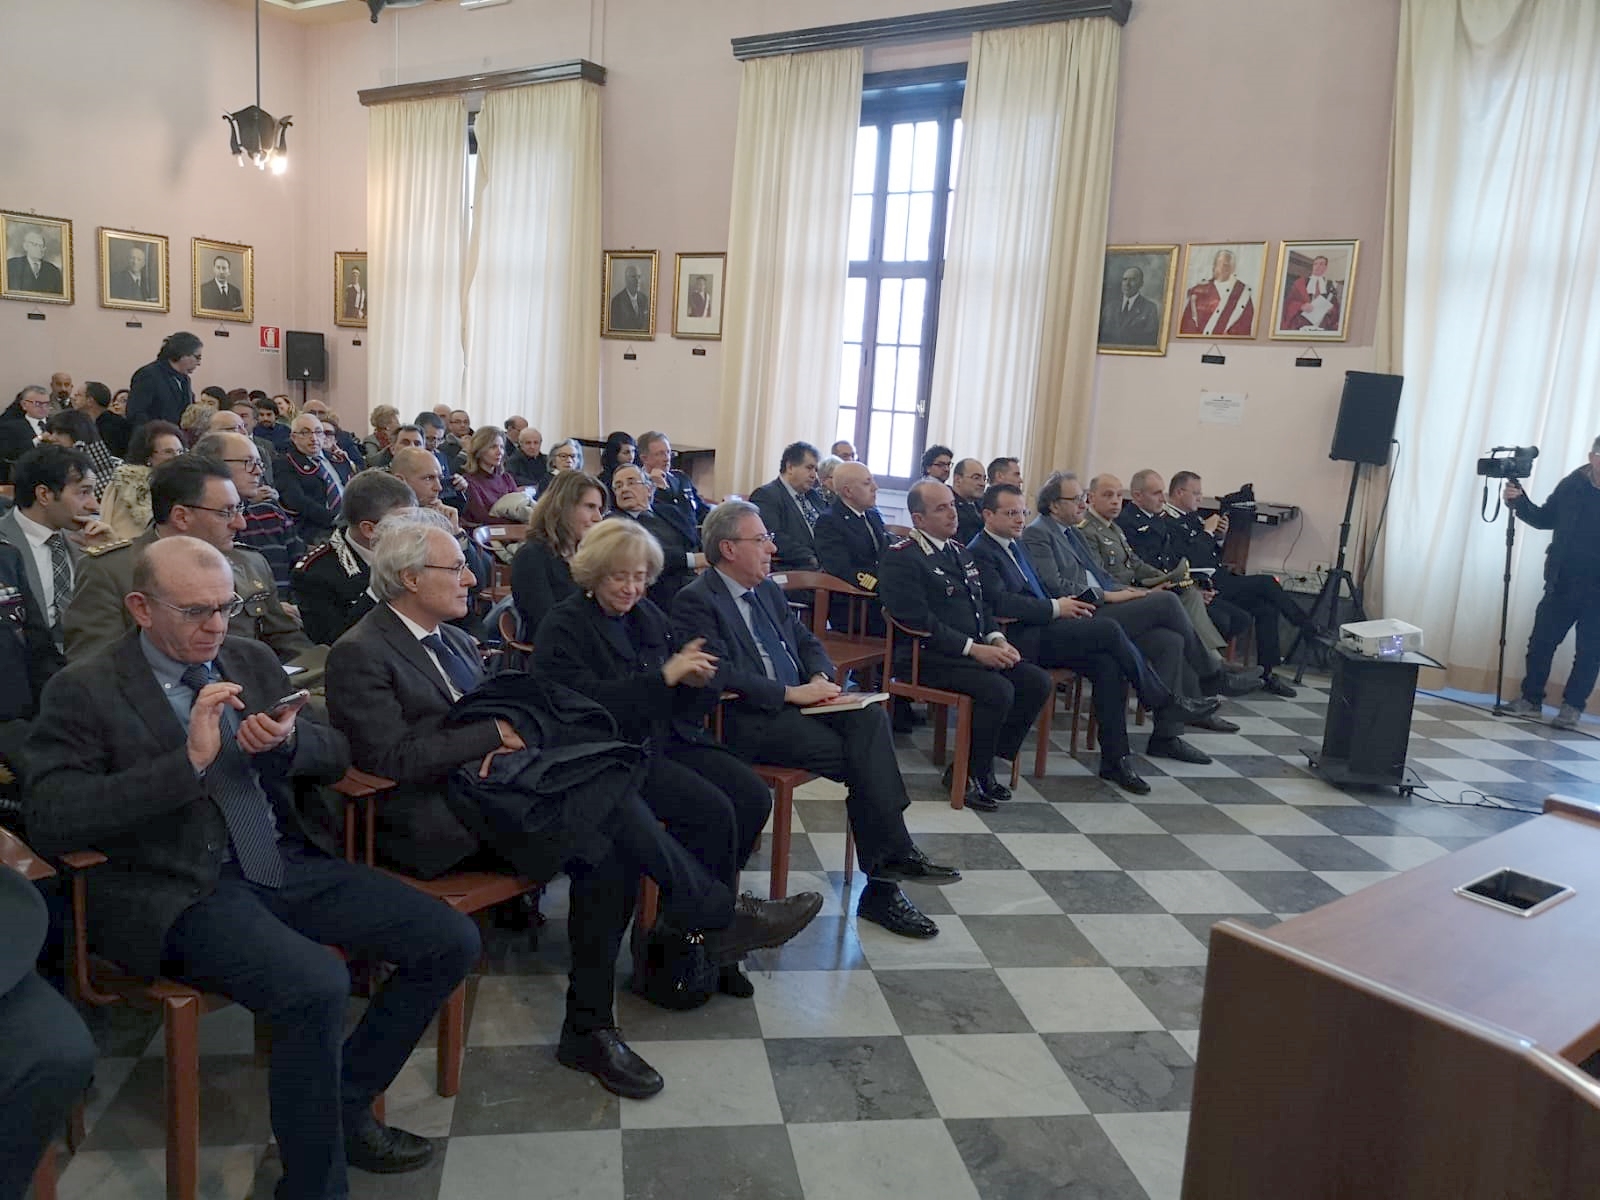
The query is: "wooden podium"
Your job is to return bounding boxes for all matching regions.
[1183,795,1600,1199]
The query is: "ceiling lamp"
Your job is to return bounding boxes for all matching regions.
[367,0,432,21]
[224,0,292,175]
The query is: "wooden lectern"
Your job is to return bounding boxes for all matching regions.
[1183,795,1600,1199]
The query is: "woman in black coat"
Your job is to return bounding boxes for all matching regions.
[533,518,819,998]
[510,470,606,639]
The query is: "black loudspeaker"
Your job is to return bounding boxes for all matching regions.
[284,330,327,382]
[1329,370,1403,465]
[1313,648,1422,789]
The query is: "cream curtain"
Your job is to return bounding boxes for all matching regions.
[465,80,602,437]
[719,48,862,495]
[1379,0,1600,695]
[926,19,1120,485]
[368,96,469,419]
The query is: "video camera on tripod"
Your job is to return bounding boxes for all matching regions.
[1476,445,1539,481]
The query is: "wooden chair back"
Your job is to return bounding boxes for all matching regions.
[883,614,974,809]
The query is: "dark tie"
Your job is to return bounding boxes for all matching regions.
[1008,541,1048,600]
[797,491,820,531]
[865,513,880,553]
[1062,527,1108,592]
[45,532,71,624]
[179,664,284,887]
[422,632,479,697]
[742,590,800,687]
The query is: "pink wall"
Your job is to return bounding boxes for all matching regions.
[2,0,1402,575]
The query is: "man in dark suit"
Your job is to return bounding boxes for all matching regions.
[329,510,787,1099]
[4,228,64,296]
[815,461,891,595]
[127,332,202,431]
[877,482,1053,809]
[0,445,98,651]
[0,386,50,484]
[26,535,476,1196]
[751,441,827,571]
[0,539,63,822]
[608,464,702,610]
[638,431,709,539]
[84,381,132,458]
[1099,265,1163,347]
[968,483,1220,791]
[673,500,960,940]
[109,243,155,302]
[609,265,649,331]
[199,255,244,312]
[504,425,548,490]
[292,469,416,644]
[951,458,988,544]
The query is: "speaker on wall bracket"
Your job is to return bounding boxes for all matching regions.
[284,330,326,383]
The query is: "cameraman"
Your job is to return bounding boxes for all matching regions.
[1502,437,1600,728]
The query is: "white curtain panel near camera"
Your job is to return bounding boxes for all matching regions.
[465,80,602,437]
[719,47,862,495]
[368,95,470,412]
[926,18,1119,487]
[1378,0,1600,694]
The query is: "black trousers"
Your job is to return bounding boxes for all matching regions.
[726,703,916,874]
[0,971,95,1199]
[1099,590,1213,722]
[161,843,480,1200]
[1214,571,1305,671]
[915,654,1053,779]
[1522,580,1600,709]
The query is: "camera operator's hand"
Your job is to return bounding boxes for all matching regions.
[1503,482,1523,504]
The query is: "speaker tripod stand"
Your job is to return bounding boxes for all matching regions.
[1289,461,1369,684]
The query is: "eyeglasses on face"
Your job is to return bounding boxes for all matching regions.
[726,532,777,545]
[221,457,264,474]
[147,593,246,623]
[184,502,248,520]
[420,562,472,578]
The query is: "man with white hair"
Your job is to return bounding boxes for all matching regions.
[1179,247,1256,337]
[5,228,63,295]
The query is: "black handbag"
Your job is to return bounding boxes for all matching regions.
[632,925,716,1011]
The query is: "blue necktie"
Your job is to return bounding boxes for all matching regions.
[180,664,284,888]
[743,590,801,687]
[422,632,480,697]
[1008,542,1048,600]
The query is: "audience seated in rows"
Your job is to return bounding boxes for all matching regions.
[276,415,345,544]
[42,408,119,501]
[192,431,304,597]
[460,427,519,529]
[292,469,417,644]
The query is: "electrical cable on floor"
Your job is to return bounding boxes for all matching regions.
[1400,766,1542,815]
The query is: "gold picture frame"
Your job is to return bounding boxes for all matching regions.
[1173,241,1268,340]
[334,251,366,328]
[601,249,658,340]
[99,227,169,313]
[1,209,73,305]
[1269,239,1359,342]
[1097,244,1178,356]
[671,252,726,340]
[192,236,253,323]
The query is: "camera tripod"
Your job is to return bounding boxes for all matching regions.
[1289,462,1368,683]
[1487,479,1521,714]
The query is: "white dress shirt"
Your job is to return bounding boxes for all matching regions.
[12,506,67,618]
[388,603,462,700]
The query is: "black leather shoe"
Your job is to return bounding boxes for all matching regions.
[942,765,996,811]
[717,963,755,998]
[857,886,939,938]
[875,845,962,885]
[557,1026,665,1099]
[1099,756,1151,795]
[1172,696,1221,723]
[1261,673,1298,698]
[344,1114,436,1174]
[1145,735,1213,764]
[1205,670,1264,697]
[708,891,823,962]
[1187,714,1240,733]
[980,776,1012,803]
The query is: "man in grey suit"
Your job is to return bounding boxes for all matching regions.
[609,265,649,331]
[0,445,98,650]
[1098,265,1162,348]
[199,255,244,312]
[109,244,155,302]
[4,229,64,297]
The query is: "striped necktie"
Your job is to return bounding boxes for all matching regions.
[180,664,284,887]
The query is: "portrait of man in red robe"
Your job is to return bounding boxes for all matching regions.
[1179,248,1257,338]
[1279,255,1342,333]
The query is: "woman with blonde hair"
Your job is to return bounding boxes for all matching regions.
[460,426,519,529]
[178,402,212,447]
[510,470,606,636]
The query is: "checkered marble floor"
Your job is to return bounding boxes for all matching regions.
[51,678,1600,1200]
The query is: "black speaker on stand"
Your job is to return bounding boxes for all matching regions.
[284,330,326,411]
[1288,370,1404,682]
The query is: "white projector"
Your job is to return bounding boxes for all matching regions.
[1339,618,1424,658]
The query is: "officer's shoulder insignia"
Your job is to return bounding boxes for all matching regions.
[83,538,132,558]
[293,543,332,573]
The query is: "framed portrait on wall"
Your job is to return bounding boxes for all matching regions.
[672,252,726,340]
[601,249,658,340]
[1173,241,1267,339]
[1097,244,1177,356]
[192,236,253,322]
[1270,239,1359,341]
[1,209,73,304]
[99,227,168,312]
[335,251,366,328]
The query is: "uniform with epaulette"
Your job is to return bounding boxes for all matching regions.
[291,529,376,646]
[813,499,892,634]
[1079,507,1231,654]
[876,529,1051,807]
[1117,502,1252,650]
[65,530,320,675]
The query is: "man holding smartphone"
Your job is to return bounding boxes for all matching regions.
[25,536,479,1198]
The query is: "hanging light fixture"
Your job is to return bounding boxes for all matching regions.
[224,0,291,175]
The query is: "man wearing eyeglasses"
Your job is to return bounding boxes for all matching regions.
[27,535,477,1196]
[64,455,316,668]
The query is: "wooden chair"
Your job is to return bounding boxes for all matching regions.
[886,523,912,539]
[884,615,973,809]
[776,569,889,686]
[1031,669,1084,779]
[332,767,539,1098]
[469,524,520,605]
